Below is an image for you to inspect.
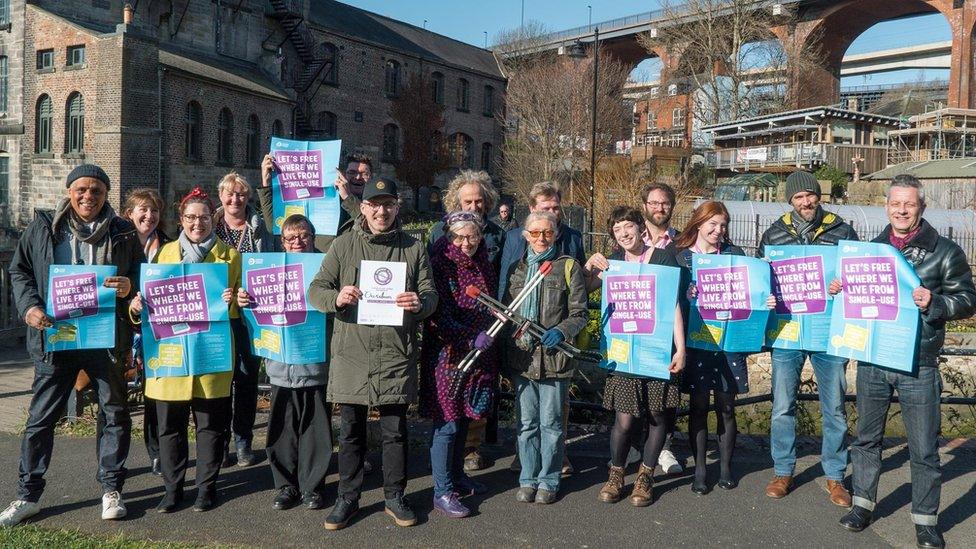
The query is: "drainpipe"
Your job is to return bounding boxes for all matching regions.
[158,66,164,194]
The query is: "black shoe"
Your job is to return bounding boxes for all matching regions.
[193,489,216,512]
[221,448,235,468]
[324,497,358,531]
[151,458,162,477]
[839,505,873,532]
[914,525,944,549]
[384,493,417,527]
[236,442,256,467]
[717,478,737,490]
[273,487,301,510]
[691,480,710,496]
[155,487,183,514]
[302,491,325,510]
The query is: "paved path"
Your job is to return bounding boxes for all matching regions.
[0,348,32,433]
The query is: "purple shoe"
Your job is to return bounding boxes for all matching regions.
[455,475,488,497]
[433,493,471,518]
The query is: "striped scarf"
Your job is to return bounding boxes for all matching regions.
[518,245,557,347]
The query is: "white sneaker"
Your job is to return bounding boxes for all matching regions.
[0,500,40,526]
[101,491,127,520]
[658,449,683,475]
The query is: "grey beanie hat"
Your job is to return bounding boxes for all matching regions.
[784,171,818,202]
[65,164,111,190]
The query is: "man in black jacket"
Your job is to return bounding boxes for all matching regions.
[761,171,859,506]
[838,175,976,549]
[0,165,143,526]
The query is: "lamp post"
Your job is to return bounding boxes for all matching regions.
[566,28,599,235]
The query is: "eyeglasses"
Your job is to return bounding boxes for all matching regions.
[364,201,399,211]
[182,214,212,224]
[452,234,481,243]
[527,229,555,239]
[644,200,672,209]
[283,233,313,243]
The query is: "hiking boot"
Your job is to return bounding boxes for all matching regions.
[0,500,40,526]
[273,487,301,510]
[629,464,654,507]
[101,491,127,520]
[324,497,358,530]
[839,505,873,532]
[384,493,417,527]
[598,466,626,503]
[765,475,794,499]
[464,449,488,472]
[825,480,852,508]
[433,493,470,518]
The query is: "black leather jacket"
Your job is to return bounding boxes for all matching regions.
[873,220,976,367]
[758,207,859,258]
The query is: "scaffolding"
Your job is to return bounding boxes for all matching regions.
[888,108,976,165]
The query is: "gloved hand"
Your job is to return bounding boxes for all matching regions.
[540,328,565,349]
[473,331,494,351]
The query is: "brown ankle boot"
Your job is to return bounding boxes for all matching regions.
[629,464,654,507]
[598,466,626,503]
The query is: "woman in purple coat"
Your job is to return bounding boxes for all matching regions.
[420,211,498,519]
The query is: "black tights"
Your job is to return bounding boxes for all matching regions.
[609,410,674,469]
[689,390,737,485]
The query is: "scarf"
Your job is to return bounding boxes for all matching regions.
[518,245,557,348]
[791,205,824,241]
[889,224,922,250]
[51,198,115,265]
[178,230,218,264]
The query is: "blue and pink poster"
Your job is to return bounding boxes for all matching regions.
[241,253,327,364]
[599,260,681,380]
[270,137,343,236]
[45,265,118,351]
[765,245,837,352]
[688,254,771,352]
[140,263,232,378]
[827,240,921,372]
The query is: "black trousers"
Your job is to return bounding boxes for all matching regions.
[266,385,332,493]
[230,319,260,446]
[18,353,131,502]
[144,395,159,461]
[156,397,231,495]
[337,403,408,501]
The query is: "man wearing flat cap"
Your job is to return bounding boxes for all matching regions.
[758,170,859,506]
[1,165,145,526]
[309,178,438,531]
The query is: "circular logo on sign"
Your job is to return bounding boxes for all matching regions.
[376,181,386,190]
[374,267,393,286]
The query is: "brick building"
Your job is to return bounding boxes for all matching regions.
[0,0,506,234]
[630,81,694,175]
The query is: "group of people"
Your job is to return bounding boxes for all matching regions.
[0,158,971,548]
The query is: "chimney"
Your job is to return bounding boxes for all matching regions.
[123,3,134,25]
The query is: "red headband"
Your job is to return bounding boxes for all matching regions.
[180,186,214,213]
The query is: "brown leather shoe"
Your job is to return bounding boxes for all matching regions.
[825,480,852,508]
[629,464,654,507]
[765,476,794,499]
[598,466,626,503]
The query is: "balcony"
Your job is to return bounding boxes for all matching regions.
[705,142,889,173]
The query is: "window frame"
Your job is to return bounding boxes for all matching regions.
[431,72,444,105]
[217,107,234,165]
[382,123,400,163]
[185,101,202,161]
[245,114,261,167]
[35,94,53,154]
[66,45,86,67]
[36,49,54,70]
[456,78,469,112]
[65,92,85,154]
[483,85,494,117]
[384,59,400,97]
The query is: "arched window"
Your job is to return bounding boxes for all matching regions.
[66,92,85,153]
[449,132,473,168]
[272,119,284,138]
[431,72,444,105]
[246,114,261,167]
[321,43,338,85]
[430,130,443,162]
[456,78,469,111]
[317,111,337,139]
[35,94,53,153]
[481,142,493,172]
[185,101,202,160]
[382,123,399,162]
[217,108,234,164]
[384,59,400,96]
[483,85,494,116]
[0,56,7,112]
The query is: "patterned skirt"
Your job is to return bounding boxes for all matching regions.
[603,374,682,416]
[681,348,749,395]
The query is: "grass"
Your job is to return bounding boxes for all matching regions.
[0,525,238,549]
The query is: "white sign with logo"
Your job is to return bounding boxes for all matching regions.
[357,260,407,326]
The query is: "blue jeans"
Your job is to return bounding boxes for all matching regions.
[429,418,470,498]
[770,349,849,480]
[516,377,567,492]
[852,364,942,525]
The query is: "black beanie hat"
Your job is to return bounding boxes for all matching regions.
[65,164,111,190]
[784,171,818,202]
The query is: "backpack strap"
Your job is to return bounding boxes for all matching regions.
[564,257,574,288]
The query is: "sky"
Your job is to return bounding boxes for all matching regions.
[343,1,951,87]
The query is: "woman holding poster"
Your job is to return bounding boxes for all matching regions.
[130,187,239,513]
[583,206,686,507]
[670,201,770,495]
[213,172,271,467]
[420,211,498,518]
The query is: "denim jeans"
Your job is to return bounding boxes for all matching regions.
[516,377,567,492]
[430,418,470,498]
[18,354,131,501]
[851,364,942,526]
[770,349,849,480]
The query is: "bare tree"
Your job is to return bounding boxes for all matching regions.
[389,72,449,207]
[638,0,824,127]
